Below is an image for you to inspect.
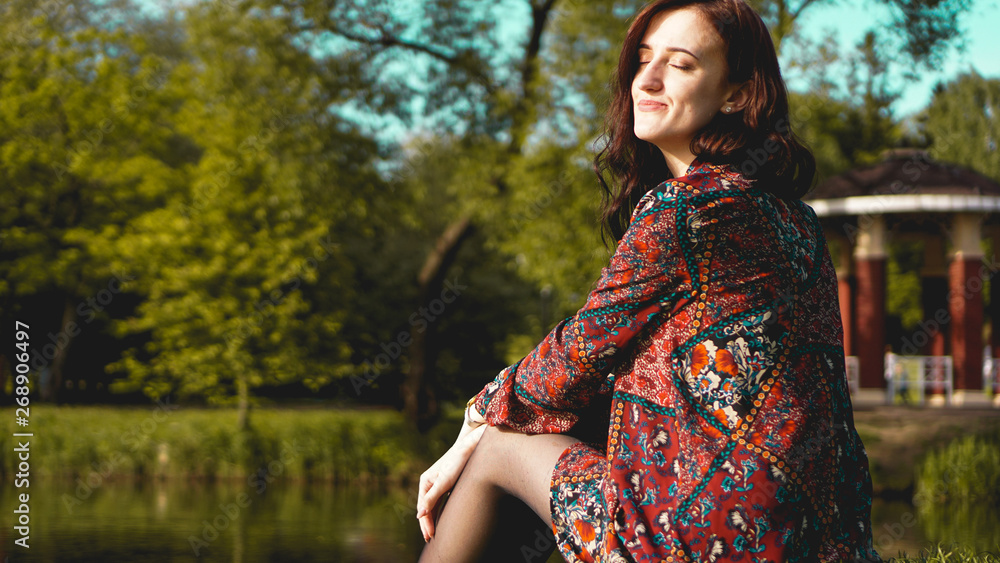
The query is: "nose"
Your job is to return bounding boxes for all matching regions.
[634,61,662,93]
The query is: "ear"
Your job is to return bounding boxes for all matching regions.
[722,82,750,113]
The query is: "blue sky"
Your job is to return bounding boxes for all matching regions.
[790,0,1000,116]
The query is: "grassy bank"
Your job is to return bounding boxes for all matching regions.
[0,404,463,486]
[852,407,1000,496]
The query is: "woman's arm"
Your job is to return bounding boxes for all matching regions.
[471,186,697,434]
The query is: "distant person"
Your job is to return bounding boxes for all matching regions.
[416,0,880,561]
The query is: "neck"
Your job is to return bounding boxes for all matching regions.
[659,146,697,178]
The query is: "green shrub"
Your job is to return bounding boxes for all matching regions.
[915,432,1000,506]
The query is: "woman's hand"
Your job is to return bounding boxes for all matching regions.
[416,422,487,542]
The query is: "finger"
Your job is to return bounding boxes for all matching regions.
[416,474,437,517]
[418,513,435,542]
[420,480,447,518]
[422,513,436,540]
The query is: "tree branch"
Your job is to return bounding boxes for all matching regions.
[325,25,497,95]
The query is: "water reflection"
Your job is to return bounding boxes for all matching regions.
[868,499,999,558]
[1,482,996,561]
[1,479,425,562]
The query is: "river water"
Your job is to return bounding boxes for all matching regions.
[1,480,996,561]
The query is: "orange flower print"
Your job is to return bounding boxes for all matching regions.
[778,418,797,437]
[691,343,711,376]
[575,520,596,543]
[716,349,738,377]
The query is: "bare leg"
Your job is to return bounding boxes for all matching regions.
[417,425,581,563]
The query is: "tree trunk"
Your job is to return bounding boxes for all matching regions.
[42,297,77,402]
[236,372,250,432]
[401,1,558,430]
[403,216,474,431]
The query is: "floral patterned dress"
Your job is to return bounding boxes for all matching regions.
[470,160,880,562]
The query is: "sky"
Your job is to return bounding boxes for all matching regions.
[790,0,1000,117]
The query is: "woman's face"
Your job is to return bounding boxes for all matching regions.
[631,7,741,168]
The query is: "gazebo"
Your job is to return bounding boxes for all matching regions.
[805,149,1000,407]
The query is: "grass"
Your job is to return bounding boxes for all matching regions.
[0,404,464,485]
[889,544,1000,561]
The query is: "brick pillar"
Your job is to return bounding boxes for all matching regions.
[948,213,984,398]
[854,215,887,390]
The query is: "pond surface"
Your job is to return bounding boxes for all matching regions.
[1,481,996,561]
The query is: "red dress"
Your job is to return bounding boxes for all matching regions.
[471,160,880,562]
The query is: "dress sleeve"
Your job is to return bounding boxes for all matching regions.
[471,186,696,434]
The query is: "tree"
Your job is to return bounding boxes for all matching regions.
[791,31,904,183]
[0,0,180,401]
[101,1,381,430]
[921,72,1000,181]
[746,0,971,66]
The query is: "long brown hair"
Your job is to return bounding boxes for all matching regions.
[594,0,815,243]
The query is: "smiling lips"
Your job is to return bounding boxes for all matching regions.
[636,99,668,111]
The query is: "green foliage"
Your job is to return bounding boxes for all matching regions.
[887,240,925,333]
[912,431,1000,551]
[749,0,971,68]
[922,72,1000,182]
[915,431,1000,506]
[0,1,179,304]
[792,32,903,185]
[0,405,463,484]
[101,1,374,405]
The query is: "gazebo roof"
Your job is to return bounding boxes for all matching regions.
[804,150,1000,217]
[805,150,1000,199]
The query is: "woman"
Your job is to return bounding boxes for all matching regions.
[416,0,880,561]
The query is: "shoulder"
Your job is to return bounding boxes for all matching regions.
[646,161,753,202]
[634,161,753,220]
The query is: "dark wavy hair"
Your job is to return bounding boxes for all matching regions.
[594,0,816,243]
